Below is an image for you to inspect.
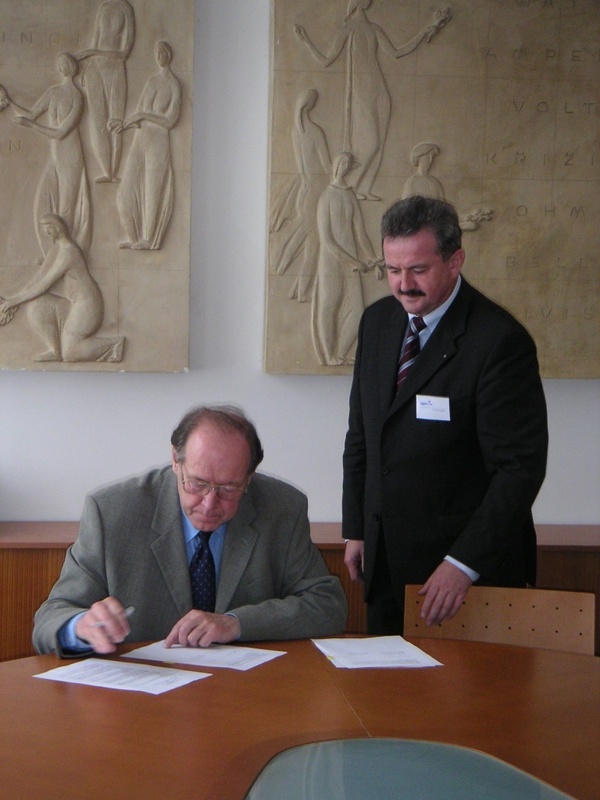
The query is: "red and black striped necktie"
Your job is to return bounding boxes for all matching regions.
[396,316,426,390]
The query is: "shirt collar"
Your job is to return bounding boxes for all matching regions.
[180,506,199,545]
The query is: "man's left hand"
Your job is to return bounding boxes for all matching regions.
[418,561,473,626]
[164,610,241,648]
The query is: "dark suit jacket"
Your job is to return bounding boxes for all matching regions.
[342,278,548,602]
[33,468,347,655]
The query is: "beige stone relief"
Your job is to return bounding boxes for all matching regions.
[0,0,193,371]
[265,0,600,378]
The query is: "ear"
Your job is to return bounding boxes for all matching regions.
[449,248,465,276]
[171,448,179,473]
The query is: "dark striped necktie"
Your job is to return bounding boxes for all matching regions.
[189,531,216,612]
[396,315,426,390]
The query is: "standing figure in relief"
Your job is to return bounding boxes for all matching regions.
[401,141,493,230]
[312,152,376,366]
[402,142,445,200]
[2,53,92,256]
[76,0,135,183]
[111,41,182,250]
[270,88,331,302]
[0,214,124,363]
[294,1,452,201]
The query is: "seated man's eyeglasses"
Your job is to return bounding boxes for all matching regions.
[180,464,248,500]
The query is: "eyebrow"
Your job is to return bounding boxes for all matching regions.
[185,471,246,488]
[385,263,429,270]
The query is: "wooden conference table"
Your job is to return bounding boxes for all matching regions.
[1,638,598,800]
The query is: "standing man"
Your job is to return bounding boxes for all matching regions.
[34,405,346,656]
[343,195,548,633]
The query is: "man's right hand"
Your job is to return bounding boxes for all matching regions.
[344,539,365,583]
[75,597,131,654]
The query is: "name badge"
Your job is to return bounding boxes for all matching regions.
[416,395,451,422]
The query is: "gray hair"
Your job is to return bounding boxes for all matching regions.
[380,195,462,261]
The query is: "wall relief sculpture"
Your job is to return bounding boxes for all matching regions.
[0,0,193,372]
[114,40,182,251]
[312,151,377,366]
[265,0,599,378]
[4,52,92,257]
[0,213,123,362]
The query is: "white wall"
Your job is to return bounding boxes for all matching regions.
[1,1,599,526]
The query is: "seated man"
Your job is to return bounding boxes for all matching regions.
[33,405,347,656]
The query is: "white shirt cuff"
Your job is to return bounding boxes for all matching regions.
[444,555,480,582]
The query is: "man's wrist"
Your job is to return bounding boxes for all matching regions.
[444,555,479,582]
[58,612,93,652]
[225,612,241,640]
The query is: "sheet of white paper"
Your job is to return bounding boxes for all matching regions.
[122,641,287,671]
[34,658,211,694]
[312,636,442,669]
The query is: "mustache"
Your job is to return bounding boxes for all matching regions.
[398,289,426,297]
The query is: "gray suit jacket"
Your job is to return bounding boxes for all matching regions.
[33,468,347,655]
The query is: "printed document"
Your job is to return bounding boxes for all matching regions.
[122,641,287,671]
[312,636,442,668]
[34,658,211,694]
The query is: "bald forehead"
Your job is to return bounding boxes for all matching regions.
[183,421,251,474]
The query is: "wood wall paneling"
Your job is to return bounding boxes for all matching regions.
[0,549,66,661]
[1,523,597,660]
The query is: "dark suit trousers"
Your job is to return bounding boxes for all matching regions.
[367,536,405,636]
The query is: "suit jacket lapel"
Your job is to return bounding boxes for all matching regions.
[149,472,192,616]
[215,491,259,612]
[378,300,408,414]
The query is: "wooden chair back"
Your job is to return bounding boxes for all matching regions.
[404,584,595,655]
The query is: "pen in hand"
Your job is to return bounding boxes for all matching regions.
[91,605,135,628]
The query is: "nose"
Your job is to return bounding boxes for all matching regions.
[398,271,416,294]
[200,488,221,510]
